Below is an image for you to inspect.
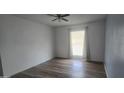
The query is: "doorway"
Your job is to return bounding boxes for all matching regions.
[70,30,85,58]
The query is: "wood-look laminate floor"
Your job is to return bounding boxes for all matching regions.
[11,58,106,78]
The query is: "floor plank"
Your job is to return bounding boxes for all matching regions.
[11,58,106,78]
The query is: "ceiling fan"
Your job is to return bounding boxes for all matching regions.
[47,14,70,22]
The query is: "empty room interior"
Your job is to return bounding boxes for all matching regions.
[0,14,124,78]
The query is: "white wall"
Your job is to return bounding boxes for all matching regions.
[55,20,105,62]
[0,15,55,77]
[55,27,70,58]
[88,20,105,62]
[105,15,124,77]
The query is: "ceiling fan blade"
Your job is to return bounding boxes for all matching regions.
[47,14,57,17]
[61,14,70,17]
[62,18,69,22]
[52,18,58,21]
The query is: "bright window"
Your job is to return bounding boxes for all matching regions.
[70,30,85,58]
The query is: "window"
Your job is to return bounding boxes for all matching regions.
[70,30,85,58]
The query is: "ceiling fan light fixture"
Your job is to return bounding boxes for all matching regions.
[47,14,70,22]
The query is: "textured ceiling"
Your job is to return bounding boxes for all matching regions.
[14,14,107,27]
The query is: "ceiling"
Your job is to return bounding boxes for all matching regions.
[14,14,107,27]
